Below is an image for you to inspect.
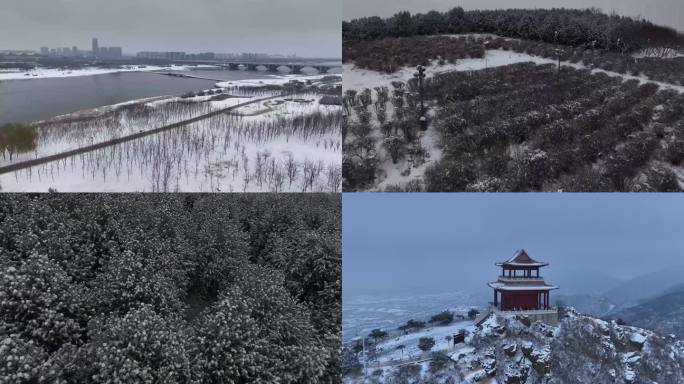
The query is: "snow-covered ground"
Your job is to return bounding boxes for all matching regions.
[216,73,339,88]
[346,308,684,384]
[344,49,684,94]
[0,103,341,192]
[373,320,477,364]
[0,74,342,192]
[0,93,252,168]
[0,64,219,81]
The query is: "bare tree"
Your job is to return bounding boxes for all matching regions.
[285,154,299,187]
[326,165,342,192]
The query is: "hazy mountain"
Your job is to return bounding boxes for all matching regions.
[555,293,618,317]
[612,283,684,339]
[545,267,625,296]
[601,265,684,306]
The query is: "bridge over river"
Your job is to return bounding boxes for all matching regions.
[171,58,341,74]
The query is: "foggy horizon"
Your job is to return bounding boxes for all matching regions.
[343,194,684,299]
[343,0,684,33]
[0,0,341,58]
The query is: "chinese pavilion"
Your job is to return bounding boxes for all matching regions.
[487,249,558,311]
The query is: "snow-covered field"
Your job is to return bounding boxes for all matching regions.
[0,105,341,192]
[0,64,219,81]
[0,74,342,192]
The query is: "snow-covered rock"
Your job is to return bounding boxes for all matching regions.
[344,308,684,383]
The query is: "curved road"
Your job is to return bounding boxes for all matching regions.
[0,93,288,175]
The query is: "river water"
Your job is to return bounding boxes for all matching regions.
[0,69,298,125]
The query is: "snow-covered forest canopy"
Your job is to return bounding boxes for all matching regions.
[0,193,341,383]
[343,7,684,52]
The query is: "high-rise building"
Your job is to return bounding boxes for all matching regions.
[40,47,49,56]
[97,47,123,59]
[92,38,99,56]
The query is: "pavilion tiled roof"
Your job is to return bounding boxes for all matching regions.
[495,249,549,267]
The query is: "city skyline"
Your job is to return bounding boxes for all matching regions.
[0,0,341,58]
[34,37,306,59]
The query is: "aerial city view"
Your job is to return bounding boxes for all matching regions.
[0,0,342,192]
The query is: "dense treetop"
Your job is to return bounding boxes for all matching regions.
[343,8,684,52]
[0,193,341,384]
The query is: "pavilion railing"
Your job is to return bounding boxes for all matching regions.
[497,276,544,280]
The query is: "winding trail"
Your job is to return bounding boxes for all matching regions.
[0,93,288,175]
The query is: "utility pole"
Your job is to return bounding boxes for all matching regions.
[414,65,427,131]
[553,31,562,77]
[554,47,563,72]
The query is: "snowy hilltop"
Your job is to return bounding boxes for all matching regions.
[343,308,684,383]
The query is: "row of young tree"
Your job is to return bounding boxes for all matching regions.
[0,193,341,383]
[343,7,684,53]
[343,77,431,191]
[424,63,684,192]
[344,60,684,192]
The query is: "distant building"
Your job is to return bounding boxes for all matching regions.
[484,249,559,325]
[97,46,122,59]
[40,47,49,56]
[136,51,193,61]
[241,52,269,60]
[92,38,99,56]
[72,46,78,55]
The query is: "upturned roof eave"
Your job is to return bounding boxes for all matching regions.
[488,282,559,291]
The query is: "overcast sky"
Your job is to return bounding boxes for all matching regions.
[343,194,684,298]
[0,0,341,57]
[344,0,684,32]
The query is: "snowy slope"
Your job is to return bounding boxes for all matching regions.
[344,308,684,383]
[344,49,684,94]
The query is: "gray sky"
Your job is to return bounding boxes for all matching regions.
[0,0,341,57]
[343,194,684,298]
[344,0,684,32]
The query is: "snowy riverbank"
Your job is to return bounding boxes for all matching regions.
[0,64,219,81]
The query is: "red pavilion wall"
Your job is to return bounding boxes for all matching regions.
[501,291,540,310]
